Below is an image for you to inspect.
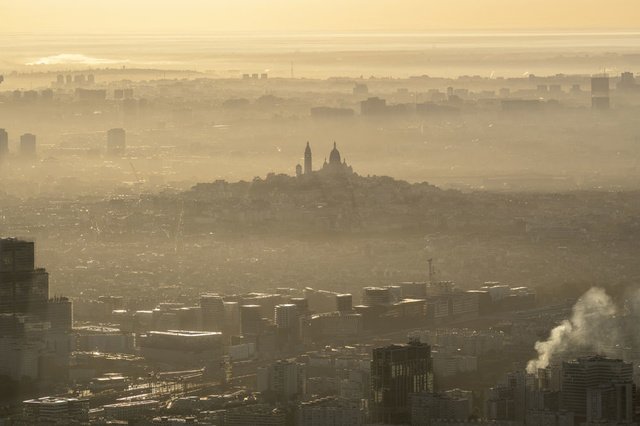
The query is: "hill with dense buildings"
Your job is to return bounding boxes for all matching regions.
[180,172,640,244]
[2,170,640,301]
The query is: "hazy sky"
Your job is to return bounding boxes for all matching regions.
[1,0,639,34]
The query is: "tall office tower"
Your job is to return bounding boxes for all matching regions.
[370,339,434,424]
[485,382,516,421]
[106,128,126,156]
[504,370,536,422]
[336,293,353,312]
[240,304,262,336]
[19,133,36,158]
[200,294,225,332]
[586,382,633,424]
[290,298,309,315]
[304,141,312,174]
[591,74,610,109]
[275,303,298,328]
[561,356,633,419]
[223,301,241,336]
[47,297,73,332]
[257,359,306,404]
[0,239,72,382]
[274,303,299,347]
[0,128,8,157]
[0,238,48,316]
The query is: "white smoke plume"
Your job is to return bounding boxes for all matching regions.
[526,287,620,373]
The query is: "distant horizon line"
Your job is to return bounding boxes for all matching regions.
[2,29,640,37]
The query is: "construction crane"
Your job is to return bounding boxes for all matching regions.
[129,161,143,185]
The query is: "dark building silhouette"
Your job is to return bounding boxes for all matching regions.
[0,128,8,158]
[75,88,107,102]
[561,356,633,420]
[274,303,300,347]
[23,90,38,102]
[0,238,72,335]
[591,75,610,109]
[47,297,73,332]
[240,304,262,336]
[329,142,341,164]
[310,106,355,118]
[361,97,387,115]
[321,142,353,175]
[257,359,306,404]
[353,83,369,95]
[289,297,309,316]
[107,128,126,156]
[298,142,353,176]
[304,141,312,174]
[336,293,353,312]
[618,72,636,90]
[40,89,53,101]
[0,238,48,316]
[200,294,225,332]
[587,382,633,424]
[501,99,542,112]
[0,239,72,382]
[20,133,36,158]
[370,339,434,424]
[410,391,471,425]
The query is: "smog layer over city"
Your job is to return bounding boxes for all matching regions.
[2,1,640,425]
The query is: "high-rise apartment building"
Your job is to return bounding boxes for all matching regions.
[370,340,434,424]
[0,128,8,157]
[586,382,633,424]
[561,356,633,419]
[0,238,48,316]
[591,75,610,109]
[200,293,225,332]
[240,304,262,336]
[0,238,72,382]
[19,133,36,158]
[257,359,306,404]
